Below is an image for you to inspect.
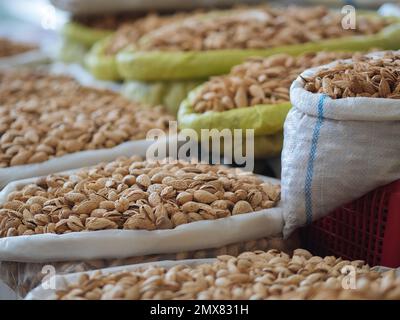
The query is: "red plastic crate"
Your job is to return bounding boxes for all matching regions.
[301,180,400,267]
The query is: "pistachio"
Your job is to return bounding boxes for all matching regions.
[232,201,253,215]
[193,190,218,204]
[176,192,193,205]
[74,200,99,215]
[86,217,117,231]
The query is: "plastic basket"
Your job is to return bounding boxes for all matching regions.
[302,180,400,268]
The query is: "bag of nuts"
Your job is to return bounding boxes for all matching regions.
[91,6,399,115]
[178,52,364,158]
[0,157,287,296]
[1,235,299,298]
[282,51,400,237]
[0,70,173,188]
[24,249,400,300]
[115,6,400,81]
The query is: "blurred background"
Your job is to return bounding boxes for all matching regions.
[1,0,400,177]
[1,0,399,43]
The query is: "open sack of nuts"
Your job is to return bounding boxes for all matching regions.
[89,5,400,115]
[282,51,400,237]
[1,236,299,298]
[0,157,290,297]
[0,70,173,188]
[25,249,400,300]
[178,52,362,158]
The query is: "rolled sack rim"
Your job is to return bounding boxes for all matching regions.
[290,50,400,121]
[115,21,400,81]
[61,21,113,46]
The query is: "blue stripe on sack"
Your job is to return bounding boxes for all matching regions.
[304,95,326,225]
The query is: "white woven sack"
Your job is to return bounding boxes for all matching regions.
[282,52,400,237]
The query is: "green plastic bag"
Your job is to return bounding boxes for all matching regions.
[61,22,112,47]
[116,22,400,81]
[178,86,292,136]
[122,80,203,115]
[58,22,112,64]
[84,37,120,81]
[178,86,289,158]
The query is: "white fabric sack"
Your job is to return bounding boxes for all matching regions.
[0,140,153,189]
[282,54,400,237]
[0,174,282,263]
[25,258,215,300]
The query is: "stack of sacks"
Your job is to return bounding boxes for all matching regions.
[178,51,364,158]
[90,5,400,115]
